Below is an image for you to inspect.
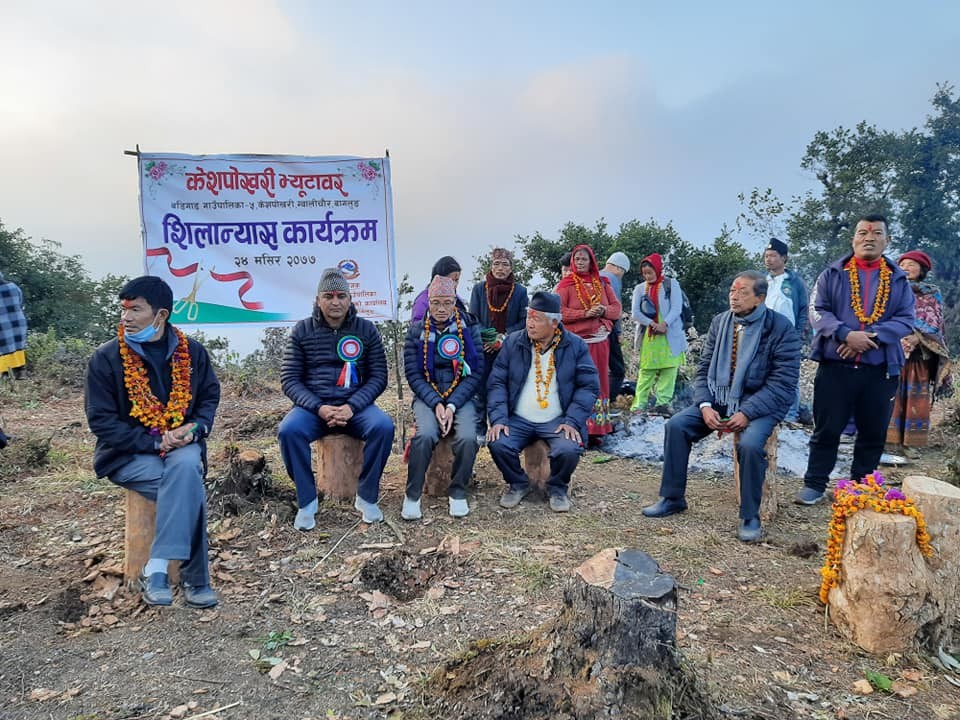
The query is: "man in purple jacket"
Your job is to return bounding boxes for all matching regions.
[796,214,915,505]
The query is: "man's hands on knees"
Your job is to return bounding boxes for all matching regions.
[435,403,454,436]
[554,423,582,446]
[723,411,750,433]
[160,424,196,453]
[487,423,509,442]
[701,405,725,431]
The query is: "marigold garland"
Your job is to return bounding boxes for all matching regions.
[423,309,467,400]
[573,274,604,311]
[118,324,192,433]
[533,328,562,409]
[486,281,515,314]
[845,257,892,325]
[818,471,933,604]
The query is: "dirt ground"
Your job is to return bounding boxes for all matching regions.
[1,376,959,720]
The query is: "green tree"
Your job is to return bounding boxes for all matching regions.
[0,220,128,343]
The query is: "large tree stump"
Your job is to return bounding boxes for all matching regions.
[827,511,929,653]
[732,426,778,522]
[123,491,179,585]
[428,548,717,719]
[314,435,363,500]
[424,436,454,496]
[902,475,960,650]
[522,440,550,495]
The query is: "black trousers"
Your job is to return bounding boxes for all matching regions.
[803,362,899,491]
[608,329,625,399]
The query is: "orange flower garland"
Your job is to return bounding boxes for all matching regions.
[573,274,603,310]
[533,328,562,409]
[486,282,515,314]
[845,257,892,325]
[818,471,932,604]
[422,309,467,400]
[118,324,192,433]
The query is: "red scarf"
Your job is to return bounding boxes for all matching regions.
[556,244,602,294]
[641,253,664,336]
[485,272,515,333]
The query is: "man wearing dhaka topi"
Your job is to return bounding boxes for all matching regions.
[487,291,600,513]
[85,276,221,608]
[797,214,915,505]
[278,268,394,529]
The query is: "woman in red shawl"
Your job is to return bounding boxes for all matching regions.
[886,250,952,454]
[557,244,621,442]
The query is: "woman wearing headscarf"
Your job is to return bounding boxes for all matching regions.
[886,250,952,453]
[0,271,27,378]
[410,256,466,323]
[630,254,687,414]
[469,248,529,435]
[557,244,620,442]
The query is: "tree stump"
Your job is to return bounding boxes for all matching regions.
[123,491,179,585]
[732,426,778,522]
[522,440,550,495]
[424,436,454,496]
[314,435,363,500]
[427,548,717,719]
[902,475,960,650]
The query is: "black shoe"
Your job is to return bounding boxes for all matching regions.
[641,497,687,518]
[737,517,762,543]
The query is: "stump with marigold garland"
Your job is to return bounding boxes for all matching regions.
[820,471,960,654]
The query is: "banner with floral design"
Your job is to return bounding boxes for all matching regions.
[138,153,397,324]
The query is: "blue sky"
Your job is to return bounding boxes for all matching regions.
[1,0,958,304]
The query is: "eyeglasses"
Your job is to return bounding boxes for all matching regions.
[429,300,456,309]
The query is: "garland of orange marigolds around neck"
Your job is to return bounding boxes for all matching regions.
[818,471,932,604]
[486,282,515,314]
[845,257,892,325]
[533,328,562,409]
[423,310,467,400]
[573,275,603,310]
[118,324,192,433]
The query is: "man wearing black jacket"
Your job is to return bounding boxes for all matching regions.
[85,276,220,608]
[278,268,393,529]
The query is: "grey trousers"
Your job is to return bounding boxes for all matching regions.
[406,398,478,501]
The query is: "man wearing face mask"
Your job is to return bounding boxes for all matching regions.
[84,276,221,608]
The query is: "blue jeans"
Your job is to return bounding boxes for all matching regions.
[406,399,478,500]
[660,405,778,520]
[278,405,395,507]
[488,416,583,498]
[110,443,209,586]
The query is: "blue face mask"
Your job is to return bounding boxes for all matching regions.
[124,315,162,344]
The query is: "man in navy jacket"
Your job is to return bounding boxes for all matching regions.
[797,214,915,504]
[85,276,220,608]
[642,271,800,542]
[486,292,599,513]
[278,268,393,529]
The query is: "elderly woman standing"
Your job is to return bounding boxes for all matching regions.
[557,244,621,442]
[469,248,529,436]
[0,271,27,378]
[630,254,687,414]
[886,250,952,453]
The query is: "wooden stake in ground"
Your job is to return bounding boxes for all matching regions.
[427,548,716,719]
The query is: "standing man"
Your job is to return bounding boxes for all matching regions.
[797,214,915,504]
[600,252,630,400]
[278,268,394,529]
[469,248,528,438]
[487,292,599,512]
[403,275,484,520]
[641,272,799,542]
[85,276,220,608]
[763,238,808,422]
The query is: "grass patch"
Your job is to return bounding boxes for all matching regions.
[756,586,816,609]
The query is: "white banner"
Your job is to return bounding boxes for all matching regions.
[138,153,397,324]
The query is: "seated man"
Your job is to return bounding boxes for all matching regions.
[641,271,799,542]
[278,268,394,528]
[487,291,599,512]
[403,274,484,520]
[85,276,220,608]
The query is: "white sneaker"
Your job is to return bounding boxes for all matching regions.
[449,497,470,518]
[354,496,384,523]
[401,495,422,521]
[294,498,318,531]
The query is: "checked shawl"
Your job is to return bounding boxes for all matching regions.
[0,280,27,356]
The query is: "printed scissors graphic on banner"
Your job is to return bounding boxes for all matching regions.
[173,267,212,322]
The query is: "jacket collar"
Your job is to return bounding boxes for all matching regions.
[312,303,358,329]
